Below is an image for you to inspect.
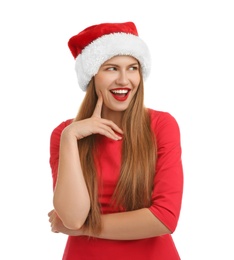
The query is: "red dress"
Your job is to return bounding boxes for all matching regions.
[49,109,183,260]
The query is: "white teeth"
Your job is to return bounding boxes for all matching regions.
[111,89,128,94]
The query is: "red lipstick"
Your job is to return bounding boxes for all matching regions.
[110,88,130,101]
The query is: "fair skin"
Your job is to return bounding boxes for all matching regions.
[49,55,171,239]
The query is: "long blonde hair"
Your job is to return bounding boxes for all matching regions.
[74,75,157,234]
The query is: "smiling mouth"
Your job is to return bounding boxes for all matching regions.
[110,89,130,101]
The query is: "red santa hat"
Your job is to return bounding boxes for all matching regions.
[68,21,151,91]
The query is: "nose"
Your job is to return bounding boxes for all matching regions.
[115,70,129,86]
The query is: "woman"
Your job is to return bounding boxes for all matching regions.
[48,21,183,260]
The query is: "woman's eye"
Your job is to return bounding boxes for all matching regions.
[107,67,116,71]
[129,66,138,71]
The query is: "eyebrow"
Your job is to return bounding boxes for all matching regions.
[102,62,139,67]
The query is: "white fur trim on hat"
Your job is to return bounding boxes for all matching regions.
[75,33,151,91]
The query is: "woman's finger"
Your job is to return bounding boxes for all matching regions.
[92,92,103,118]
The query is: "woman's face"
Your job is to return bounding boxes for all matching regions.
[94,55,141,113]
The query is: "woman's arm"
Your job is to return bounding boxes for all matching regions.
[53,128,91,230]
[49,208,170,239]
[93,208,171,240]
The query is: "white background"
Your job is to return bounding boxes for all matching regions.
[0,0,233,259]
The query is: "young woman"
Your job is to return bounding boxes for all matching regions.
[48,21,183,260]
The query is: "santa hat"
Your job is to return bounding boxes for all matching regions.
[68,22,151,91]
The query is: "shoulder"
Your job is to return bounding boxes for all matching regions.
[50,119,73,144]
[147,108,181,141]
[148,108,179,128]
[52,118,73,132]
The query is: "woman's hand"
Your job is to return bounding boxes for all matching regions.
[48,209,83,236]
[62,94,123,141]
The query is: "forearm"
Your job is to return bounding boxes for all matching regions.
[53,131,90,229]
[86,208,171,240]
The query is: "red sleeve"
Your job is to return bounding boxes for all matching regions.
[49,119,73,190]
[148,110,183,233]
